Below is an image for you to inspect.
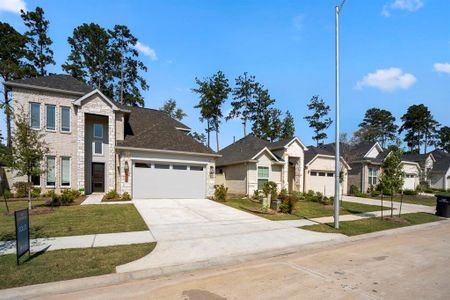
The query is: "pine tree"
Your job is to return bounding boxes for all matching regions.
[358,108,398,148]
[160,99,187,121]
[280,110,295,140]
[304,95,332,146]
[250,85,275,141]
[437,126,450,153]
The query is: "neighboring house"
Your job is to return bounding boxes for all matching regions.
[215,134,307,195]
[4,74,218,199]
[429,150,450,190]
[346,142,421,192]
[304,143,350,197]
[401,152,435,184]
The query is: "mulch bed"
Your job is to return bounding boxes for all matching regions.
[239,206,277,215]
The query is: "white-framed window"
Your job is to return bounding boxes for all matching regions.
[61,106,71,132]
[311,171,317,176]
[61,157,71,187]
[31,175,40,186]
[94,141,103,155]
[46,156,56,187]
[190,165,203,171]
[30,102,40,129]
[93,124,103,139]
[368,167,378,186]
[46,104,56,131]
[257,166,269,190]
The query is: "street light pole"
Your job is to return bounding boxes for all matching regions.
[334,1,346,229]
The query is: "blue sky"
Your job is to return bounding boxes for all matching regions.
[1,0,449,149]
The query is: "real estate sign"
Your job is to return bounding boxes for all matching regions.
[14,208,30,264]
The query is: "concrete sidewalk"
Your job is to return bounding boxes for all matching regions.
[0,231,155,255]
[343,195,436,213]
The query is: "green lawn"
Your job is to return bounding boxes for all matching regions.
[0,243,156,289]
[367,194,437,207]
[223,198,388,221]
[301,212,442,236]
[0,200,148,241]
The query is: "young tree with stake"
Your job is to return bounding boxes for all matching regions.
[378,147,404,218]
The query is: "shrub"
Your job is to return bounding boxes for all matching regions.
[60,189,81,205]
[13,181,30,198]
[3,189,13,199]
[214,184,228,201]
[349,185,359,195]
[262,181,278,200]
[121,192,131,201]
[424,188,434,194]
[103,190,119,201]
[355,192,368,198]
[281,195,298,214]
[371,190,381,197]
[403,189,417,196]
[252,190,263,202]
[279,202,290,214]
[278,189,289,200]
[31,187,41,198]
[291,191,304,202]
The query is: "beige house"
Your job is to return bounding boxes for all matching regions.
[5,75,218,199]
[215,135,307,195]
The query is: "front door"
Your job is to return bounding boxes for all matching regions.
[92,163,105,193]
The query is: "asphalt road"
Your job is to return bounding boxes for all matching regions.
[38,220,450,300]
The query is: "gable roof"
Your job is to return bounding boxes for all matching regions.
[4,74,93,95]
[304,143,350,169]
[430,150,450,173]
[268,137,307,151]
[73,89,121,110]
[116,106,213,154]
[216,134,271,166]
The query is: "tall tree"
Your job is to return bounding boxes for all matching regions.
[304,95,332,146]
[0,22,35,148]
[108,25,148,106]
[189,131,207,145]
[250,85,275,141]
[358,108,398,148]
[280,110,295,140]
[227,72,257,136]
[437,126,450,153]
[399,104,439,154]
[267,108,282,142]
[62,23,112,93]
[160,99,187,121]
[20,6,55,76]
[2,107,49,209]
[193,71,231,151]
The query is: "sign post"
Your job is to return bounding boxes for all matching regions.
[14,208,30,265]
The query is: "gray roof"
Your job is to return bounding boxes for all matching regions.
[430,150,450,173]
[304,143,352,165]
[401,152,429,163]
[216,134,271,166]
[117,106,213,154]
[5,74,93,94]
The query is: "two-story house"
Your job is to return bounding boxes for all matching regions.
[5,74,219,199]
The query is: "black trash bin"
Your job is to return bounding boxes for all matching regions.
[435,194,450,218]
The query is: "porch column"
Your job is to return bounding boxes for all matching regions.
[282,154,289,190]
[107,113,116,191]
[76,109,85,192]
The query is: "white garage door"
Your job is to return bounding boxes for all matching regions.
[403,175,417,190]
[309,171,335,196]
[133,162,206,199]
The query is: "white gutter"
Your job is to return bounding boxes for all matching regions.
[115,146,221,158]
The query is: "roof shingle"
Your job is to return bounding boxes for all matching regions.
[5,74,93,94]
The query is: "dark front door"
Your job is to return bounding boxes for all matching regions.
[92,163,105,193]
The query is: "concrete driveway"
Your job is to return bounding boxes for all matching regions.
[117,199,343,273]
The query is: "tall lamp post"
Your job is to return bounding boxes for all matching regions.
[334,0,346,229]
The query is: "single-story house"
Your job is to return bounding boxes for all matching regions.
[5,74,219,199]
[429,150,450,190]
[215,134,307,195]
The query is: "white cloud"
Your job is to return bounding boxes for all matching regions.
[382,0,423,17]
[0,0,26,14]
[134,41,157,61]
[355,68,417,92]
[292,14,304,31]
[433,63,450,74]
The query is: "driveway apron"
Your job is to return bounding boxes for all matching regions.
[117,199,343,273]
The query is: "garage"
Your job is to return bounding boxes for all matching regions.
[309,171,336,196]
[403,174,418,190]
[132,161,207,199]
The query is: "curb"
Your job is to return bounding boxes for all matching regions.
[1,219,449,300]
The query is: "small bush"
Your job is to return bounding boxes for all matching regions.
[281,195,298,214]
[252,190,263,202]
[291,191,304,202]
[214,184,228,202]
[3,189,13,199]
[103,190,119,201]
[121,192,131,201]
[371,190,381,197]
[60,189,81,205]
[13,181,30,198]
[279,202,290,214]
[349,184,359,195]
[424,188,434,193]
[262,181,277,200]
[403,189,417,196]
[278,189,289,201]
[31,187,41,198]
[355,192,368,198]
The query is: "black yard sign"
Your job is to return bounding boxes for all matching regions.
[14,208,30,265]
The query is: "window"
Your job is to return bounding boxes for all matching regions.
[318,172,326,177]
[311,171,317,176]
[368,167,378,186]
[61,106,71,132]
[155,164,170,169]
[61,157,70,187]
[173,165,187,170]
[257,166,269,190]
[46,156,56,186]
[46,105,56,130]
[31,175,40,186]
[327,173,334,177]
[190,166,204,171]
[94,124,103,139]
[135,163,151,168]
[30,103,40,129]
[94,141,103,155]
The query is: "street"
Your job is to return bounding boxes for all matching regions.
[37,220,450,300]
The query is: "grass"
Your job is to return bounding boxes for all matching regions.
[301,212,442,236]
[223,197,389,221]
[0,200,148,241]
[367,194,437,207]
[0,242,156,289]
